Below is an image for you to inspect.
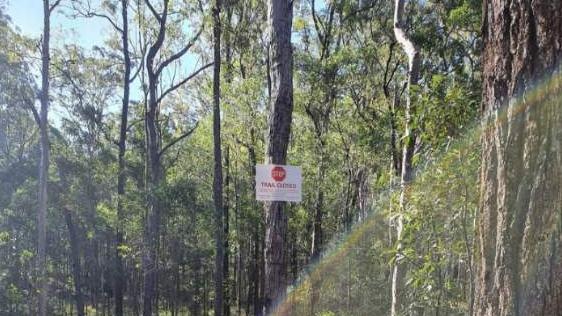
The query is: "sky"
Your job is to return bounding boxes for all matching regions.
[6,0,108,49]
[4,0,114,125]
[6,0,206,85]
[5,0,206,68]
[4,0,208,124]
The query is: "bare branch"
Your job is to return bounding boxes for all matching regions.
[69,1,124,33]
[341,0,378,23]
[157,62,213,103]
[145,0,169,78]
[49,0,63,13]
[383,41,397,98]
[88,12,124,33]
[144,0,162,22]
[311,0,325,47]
[129,42,148,83]
[156,25,204,76]
[159,122,198,157]
[24,96,41,126]
[126,118,144,132]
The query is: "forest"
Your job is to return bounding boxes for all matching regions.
[1,0,561,315]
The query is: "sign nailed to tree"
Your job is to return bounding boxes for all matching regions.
[256,164,302,202]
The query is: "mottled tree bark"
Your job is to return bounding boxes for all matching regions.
[263,0,293,314]
[391,1,421,316]
[474,1,562,316]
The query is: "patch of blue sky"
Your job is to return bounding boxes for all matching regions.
[6,0,209,127]
[7,0,108,49]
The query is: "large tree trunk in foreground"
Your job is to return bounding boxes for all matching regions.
[263,0,294,314]
[391,0,421,316]
[474,1,562,315]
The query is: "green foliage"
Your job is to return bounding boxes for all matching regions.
[448,0,481,28]
[401,136,480,314]
[418,73,480,146]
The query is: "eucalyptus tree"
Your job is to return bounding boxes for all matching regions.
[35,1,62,315]
[390,0,421,315]
[474,1,562,315]
[115,1,133,313]
[263,0,294,313]
[211,0,224,315]
[141,0,211,314]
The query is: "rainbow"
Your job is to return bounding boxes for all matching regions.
[270,69,562,315]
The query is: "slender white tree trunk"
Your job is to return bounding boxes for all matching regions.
[391,1,421,315]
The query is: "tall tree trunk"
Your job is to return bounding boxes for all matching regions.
[224,146,231,316]
[143,67,162,316]
[234,163,242,316]
[309,148,325,316]
[383,42,402,177]
[252,229,260,316]
[64,208,85,316]
[144,2,168,314]
[474,1,562,315]
[391,1,421,316]
[142,1,207,313]
[213,0,224,314]
[223,6,234,311]
[243,140,263,316]
[115,1,131,315]
[309,149,326,251]
[306,8,338,297]
[389,87,401,177]
[38,1,57,314]
[263,0,294,313]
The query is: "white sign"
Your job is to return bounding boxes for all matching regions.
[256,164,302,202]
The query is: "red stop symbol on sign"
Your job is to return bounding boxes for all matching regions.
[271,166,286,182]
